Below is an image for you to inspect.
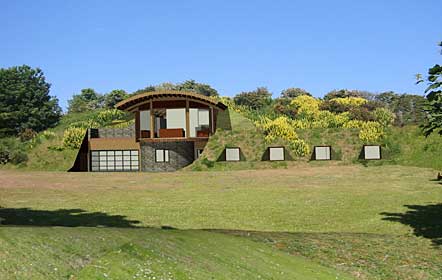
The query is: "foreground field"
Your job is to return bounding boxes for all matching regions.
[1,165,442,279]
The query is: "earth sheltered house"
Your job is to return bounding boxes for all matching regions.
[70,91,227,172]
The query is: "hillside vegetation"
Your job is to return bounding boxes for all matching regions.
[0,104,440,171]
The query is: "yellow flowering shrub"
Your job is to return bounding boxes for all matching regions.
[343,120,366,129]
[289,139,311,157]
[330,97,367,106]
[63,127,86,149]
[290,95,321,120]
[317,111,351,128]
[358,121,384,143]
[255,116,299,142]
[373,107,395,127]
[96,109,127,125]
[255,116,310,156]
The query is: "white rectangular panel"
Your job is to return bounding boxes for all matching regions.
[364,145,381,160]
[226,148,240,161]
[269,147,284,161]
[315,147,331,160]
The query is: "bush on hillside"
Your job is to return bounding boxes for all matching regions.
[330,97,367,107]
[373,107,395,127]
[289,139,311,157]
[280,87,312,98]
[358,122,385,143]
[290,95,321,120]
[323,89,367,100]
[41,130,56,140]
[255,116,310,157]
[67,109,130,130]
[0,138,28,165]
[18,128,37,142]
[233,87,273,110]
[62,127,86,149]
[96,109,128,125]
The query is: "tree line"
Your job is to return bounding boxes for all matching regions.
[232,87,427,127]
[0,41,441,138]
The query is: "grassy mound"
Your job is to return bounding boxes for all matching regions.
[192,109,442,171]
[1,108,441,172]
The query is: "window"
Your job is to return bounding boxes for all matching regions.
[140,110,150,131]
[269,147,284,161]
[155,149,170,162]
[198,109,210,126]
[91,150,139,172]
[196,149,204,159]
[314,146,331,160]
[189,108,210,137]
[364,145,381,160]
[225,148,240,161]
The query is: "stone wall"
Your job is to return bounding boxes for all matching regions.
[140,141,195,172]
[93,125,135,138]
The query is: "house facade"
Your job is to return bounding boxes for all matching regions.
[70,91,227,172]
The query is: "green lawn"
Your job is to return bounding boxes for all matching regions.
[1,165,442,279]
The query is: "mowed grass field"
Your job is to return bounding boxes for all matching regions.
[1,165,442,279]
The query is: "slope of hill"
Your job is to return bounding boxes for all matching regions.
[1,107,441,172]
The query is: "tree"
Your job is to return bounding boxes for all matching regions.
[177,80,219,97]
[0,65,61,136]
[272,98,297,118]
[280,87,311,99]
[104,89,129,108]
[132,85,156,96]
[67,88,103,113]
[233,87,273,110]
[132,80,219,97]
[418,42,442,136]
[374,92,426,126]
[324,89,366,100]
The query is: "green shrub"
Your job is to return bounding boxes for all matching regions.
[47,145,65,151]
[96,109,128,125]
[18,128,37,142]
[41,130,56,140]
[10,149,28,164]
[289,139,311,157]
[0,138,28,165]
[373,107,395,127]
[62,127,86,149]
[69,120,101,129]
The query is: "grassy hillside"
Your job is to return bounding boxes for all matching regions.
[1,108,441,172]
[0,227,350,280]
[296,128,361,162]
[191,108,442,171]
[1,165,442,279]
[383,126,442,170]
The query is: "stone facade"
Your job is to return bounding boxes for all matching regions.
[92,125,135,139]
[140,141,195,172]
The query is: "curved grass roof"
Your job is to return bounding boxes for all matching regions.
[116,90,227,111]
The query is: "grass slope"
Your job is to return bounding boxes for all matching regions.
[1,165,442,279]
[191,109,304,171]
[0,227,350,280]
[3,108,441,172]
[383,126,442,170]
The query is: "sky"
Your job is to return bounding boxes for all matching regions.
[1,0,441,110]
